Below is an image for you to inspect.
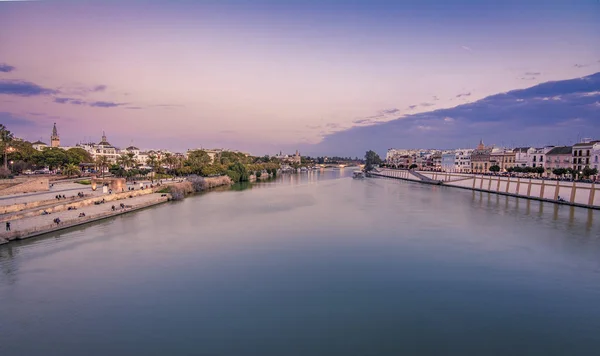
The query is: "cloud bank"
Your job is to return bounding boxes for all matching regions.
[302,72,600,156]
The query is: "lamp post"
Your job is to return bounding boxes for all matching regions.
[9,160,13,172]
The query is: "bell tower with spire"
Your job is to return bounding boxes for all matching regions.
[50,123,60,147]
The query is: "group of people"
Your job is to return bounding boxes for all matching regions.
[77,192,85,198]
[111,203,126,211]
[55,194,67,200]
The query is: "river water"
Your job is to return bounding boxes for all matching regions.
[1,170,600,356]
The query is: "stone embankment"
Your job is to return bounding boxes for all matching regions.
[0,177,49,196]
[0,176,234,245]
[371,168,600,209]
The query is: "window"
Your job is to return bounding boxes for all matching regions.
[586,150,590,156]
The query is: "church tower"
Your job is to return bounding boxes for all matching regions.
[50,123,60,147]
[476,139,485,150]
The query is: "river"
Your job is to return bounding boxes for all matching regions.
[1,169,600,356]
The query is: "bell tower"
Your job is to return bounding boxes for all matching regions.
[50,123,60,147]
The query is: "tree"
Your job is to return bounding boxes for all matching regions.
[66,148,93,165]
[42,148,68,170]
[95,156,110,178]
[63,163,81,178]
[0,124,14,170]
[109,164,126,177]
[409,164,418,170]
[582,166,598,179]
[535,166,545,176]
[489,165,501,173]
[364,150,382,172]
[228,162,249,182]
[146,154,159,171]
[187,150,212,169]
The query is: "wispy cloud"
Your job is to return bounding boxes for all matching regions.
[89,101,125,108]
[92,85,107,92]
[381,108,399,114]
[461,46,472,52]
[0,80,57,96]
[53,97,86,105]
[0,63,16,73]
[456,92,471,98]
[53,97,126,108]
[432,96,439,101]
[574,63,589,68]
[524,72,541,76]
[420,102,434,107]
[352,118,372,124]
[125,106,142,110]
[408,105,417,110]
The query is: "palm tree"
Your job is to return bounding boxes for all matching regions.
[95,156,109,179]
[126,152,137,168]
[63,163,81,178]
[116,154,128,169]
[0,124,14,170]
[146,154,158,171]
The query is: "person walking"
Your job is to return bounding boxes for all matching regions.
[5,221,10,231]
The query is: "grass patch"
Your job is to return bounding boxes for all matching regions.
[75,179,91,185]
[157,187,169,194]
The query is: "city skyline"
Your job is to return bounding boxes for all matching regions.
[1,0,599,156]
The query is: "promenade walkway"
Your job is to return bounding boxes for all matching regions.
[0,193,168,243]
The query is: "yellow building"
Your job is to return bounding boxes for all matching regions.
[490,150,516,172]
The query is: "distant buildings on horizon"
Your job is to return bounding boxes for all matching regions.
[386,138,600,176]
[25,123,299,166]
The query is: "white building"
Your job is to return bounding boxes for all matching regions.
[526,146,554,168]
[572,139,600,172]
[513,147,534,168]
[32,140,48,151]
[593,145,600,171]
[76,131,120,163]
[454,149,473,173]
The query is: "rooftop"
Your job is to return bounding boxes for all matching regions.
[573,140,600,147]
[546,146,573,155]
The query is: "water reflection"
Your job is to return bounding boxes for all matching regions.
[470,190,598,236]
[2,170,600,356]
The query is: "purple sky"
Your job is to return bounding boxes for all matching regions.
[1,0,599,156]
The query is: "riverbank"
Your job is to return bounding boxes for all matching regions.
[371,168,600,210]
[0,176,233,245]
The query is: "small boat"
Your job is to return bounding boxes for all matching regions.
[353,171,365,179]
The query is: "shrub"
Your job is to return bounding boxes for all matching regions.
[188,176,206,192]
[226,170,241,183]
[168,182,193,200]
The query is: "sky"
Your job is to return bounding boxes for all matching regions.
[0,0,599,156]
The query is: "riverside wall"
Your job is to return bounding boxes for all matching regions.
[372,169,600,209]
[0,177,49,196]
[0,195,169,244]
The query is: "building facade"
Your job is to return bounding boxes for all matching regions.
[545,146,573,173]
[32,140,48,151]
[471,140,493,173]
[490,149,516,172]
[572,140,600,172]
[441,153,455,172]
[77,131,119,164]
[526,146,554,168]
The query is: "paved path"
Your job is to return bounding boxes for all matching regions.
[0,178,178,207]
[1,193,166,238]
